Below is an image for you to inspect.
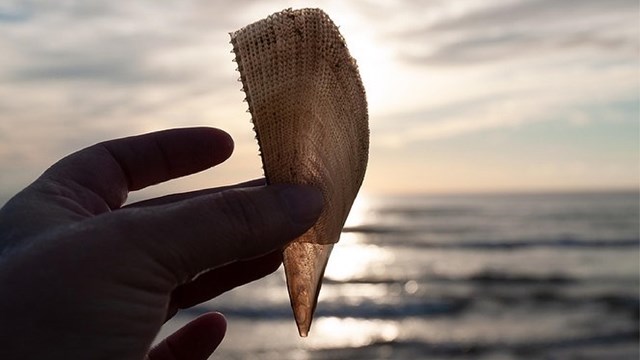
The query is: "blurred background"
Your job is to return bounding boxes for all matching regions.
[1,0,638,359]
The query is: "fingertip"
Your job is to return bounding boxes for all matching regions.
[208,312,228,333]
[158,312,227,359]
[202,127,234,165]
[198,312,227,351]
[197,312,227,336]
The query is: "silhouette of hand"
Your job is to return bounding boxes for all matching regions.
[0,128,323,359]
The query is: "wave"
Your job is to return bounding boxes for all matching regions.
[325,272,640,288]
[305,330,640,358]
[345,233,640,250]
[446,238,640,249]
[324,272,576,285]
[183,291,638,321]
[184,298,470,320]
[343,224,478,235]
[343,225,404,234]
[374,206,478,218]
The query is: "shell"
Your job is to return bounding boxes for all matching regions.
[231,8,369,337]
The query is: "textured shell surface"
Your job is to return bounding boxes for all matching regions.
[231,8,369,337]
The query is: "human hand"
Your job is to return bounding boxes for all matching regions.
[0,127,323,360]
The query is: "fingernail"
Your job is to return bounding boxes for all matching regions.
[277,185,324,225]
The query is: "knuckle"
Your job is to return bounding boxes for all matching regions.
[217,190,264,235]
[109,209,193,283]
[213,189,280,253]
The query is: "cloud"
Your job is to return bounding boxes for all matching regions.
[425,0,635,32]
[0,0,638,197]
[373,55,638,146]
[10,54,162,84]
[375,94,544,147]
[0,0,259,118]
[392,0,638,65]
[0,1,270,197]
[357,0,639,150]
[402,30,637,65]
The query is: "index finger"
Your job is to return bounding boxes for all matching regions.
[41,127,234,210]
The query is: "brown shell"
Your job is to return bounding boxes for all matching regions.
[231,8,369,337]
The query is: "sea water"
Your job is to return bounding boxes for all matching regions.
[159,190,639,359]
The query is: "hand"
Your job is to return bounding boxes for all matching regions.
[0,127,323,360]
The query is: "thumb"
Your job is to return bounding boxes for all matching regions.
[98,184,323,284]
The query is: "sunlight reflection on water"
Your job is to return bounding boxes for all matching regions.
[323,194,396,283]
[307,317,399,349]
[308,195,402,348]
[323,233,395,282]
[158,192,639,359]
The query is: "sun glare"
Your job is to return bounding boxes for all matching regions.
[308,317,399,349]
[323,8,396,115]
[323,194,393,282]
[323,236,393,283]
[344,194,370,228]
[344,32,395,114]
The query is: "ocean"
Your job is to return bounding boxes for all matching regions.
[158,191,639,359]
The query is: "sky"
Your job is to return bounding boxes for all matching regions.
[0,0,638,202]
